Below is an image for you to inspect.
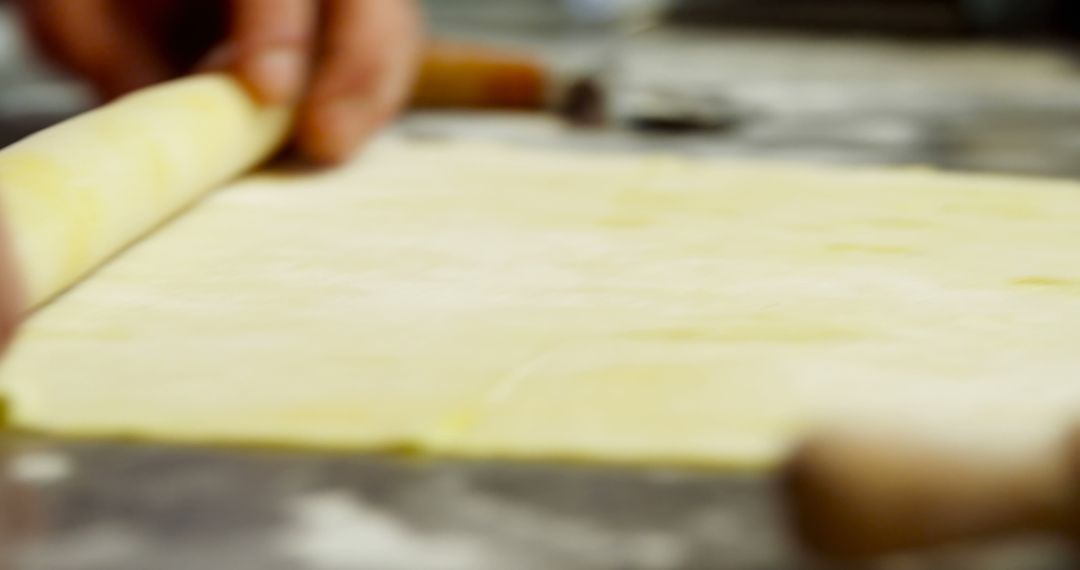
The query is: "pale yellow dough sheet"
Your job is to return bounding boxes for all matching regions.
[6,138,1080,468]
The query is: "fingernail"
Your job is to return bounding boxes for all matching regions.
[306,102,364,164]
[250,49,303,104]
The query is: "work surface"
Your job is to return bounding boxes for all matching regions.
[5,10,1080,570]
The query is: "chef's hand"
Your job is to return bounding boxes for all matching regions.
[19,0,424,164]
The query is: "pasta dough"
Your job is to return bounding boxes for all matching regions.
[0,75,290,307]
[6,138,1080,468]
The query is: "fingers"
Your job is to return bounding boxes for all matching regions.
[297,0,423,164]
[228,0,317,105]
[21,0,423,164]
[125,0,230,74]
[18,0,171,99]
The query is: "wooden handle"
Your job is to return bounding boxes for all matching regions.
[411,41,549,110]
[780,430,1077,560]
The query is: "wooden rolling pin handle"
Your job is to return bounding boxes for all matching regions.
[780,430,1078,561]
[411,41,550,110]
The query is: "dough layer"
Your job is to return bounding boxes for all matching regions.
[6,139,1080,467]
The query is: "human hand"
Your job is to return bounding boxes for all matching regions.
[20,0,424,164]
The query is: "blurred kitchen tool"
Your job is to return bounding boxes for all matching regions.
[557,0,744,132]
[412,41,612,128]
[412,41,550,110]
[417,38,743,133]
[780,427,1080,561]
[621,88,743,133]
[418,0,661,115]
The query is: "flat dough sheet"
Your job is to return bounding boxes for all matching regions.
[5,140,1080,467]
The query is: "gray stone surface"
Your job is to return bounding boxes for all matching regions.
[2,441,1076,570]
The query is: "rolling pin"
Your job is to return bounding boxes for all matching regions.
[780,428,1080,561]
[0,42,551,310]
